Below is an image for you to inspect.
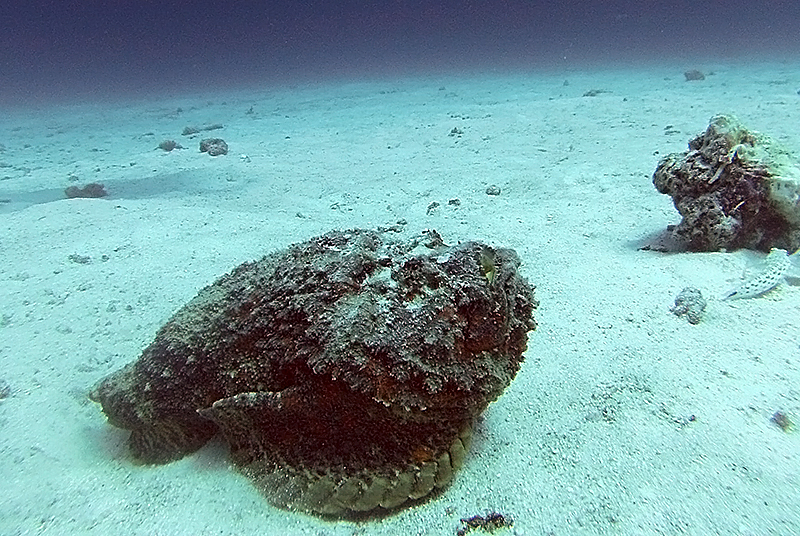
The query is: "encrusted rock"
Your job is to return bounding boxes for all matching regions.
[653,114,800,252]
[199,137,228,156]
[158,139,182,152]
[684,69,705,81]
[90,228,537,517]
[670,287,706,324]
[64,182,107,199]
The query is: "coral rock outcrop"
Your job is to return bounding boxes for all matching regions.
[653,114,800,252]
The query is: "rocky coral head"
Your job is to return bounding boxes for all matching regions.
[652,114,800,252]
[89,228,537,517]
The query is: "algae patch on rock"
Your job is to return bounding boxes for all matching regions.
[89,228,537,517]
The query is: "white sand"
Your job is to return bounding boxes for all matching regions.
[1,60,799,536]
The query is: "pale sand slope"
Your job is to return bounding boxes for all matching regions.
[0,60,799,536]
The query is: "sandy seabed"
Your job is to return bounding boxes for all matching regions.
[1,59,799,536]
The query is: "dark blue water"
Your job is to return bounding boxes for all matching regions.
[2,0,799,103]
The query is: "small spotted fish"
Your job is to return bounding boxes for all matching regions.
[722,248,800,300]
